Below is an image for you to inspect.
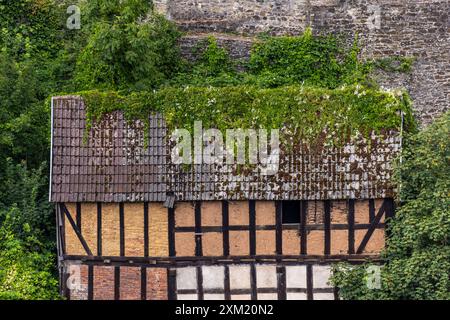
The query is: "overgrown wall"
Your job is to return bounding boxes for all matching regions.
[155,0,450,125]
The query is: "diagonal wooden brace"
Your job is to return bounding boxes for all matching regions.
[356,200,387,254]
[60,203,93,256]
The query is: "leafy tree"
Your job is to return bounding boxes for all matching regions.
[168,36,242,87]
[0,160,53,243]
[0,0,62,59]
[74,0,182,90]
[0,0,68,300]
[0,210,59,300]
[331,112,450,300]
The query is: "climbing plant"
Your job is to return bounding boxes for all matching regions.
[80,84,414,147]
[246,29,370,88]
[331,112,450,300]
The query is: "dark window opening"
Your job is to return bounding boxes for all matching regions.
[282,201,301,224]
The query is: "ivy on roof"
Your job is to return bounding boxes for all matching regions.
[79,84,415,146]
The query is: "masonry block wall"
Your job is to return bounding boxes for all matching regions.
[154,0,450,125]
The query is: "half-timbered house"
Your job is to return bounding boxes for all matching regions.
[50,96,399,300]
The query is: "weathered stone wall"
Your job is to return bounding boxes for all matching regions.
[155,0,450,125]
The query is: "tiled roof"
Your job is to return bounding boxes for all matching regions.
[50,96,401,202]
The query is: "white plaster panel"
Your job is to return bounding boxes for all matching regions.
[231,294,251,300]
[177,267,197,290]
[257,293,278,300]
[286,266,307,288]
[287,292,307,300]
[177,294,198,300]
[229,265,251,289]
[314,292,335,300]
[313,265,332,288]
[202,266,225,289]
[256,265,277,288]
[204,294,225,300]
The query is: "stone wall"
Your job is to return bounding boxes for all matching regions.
[155,0,450,125]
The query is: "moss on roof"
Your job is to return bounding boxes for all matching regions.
[79,84,415,147]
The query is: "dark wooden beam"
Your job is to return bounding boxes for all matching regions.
[76,203,81,232]
[250,264,257,300]
[300,201,308,255]
[277,266,286,300]
[222,201,230,257]
[63,254,383,266]
[144,202,149,258]
[348,200,355,254]
[114,266,120,300]
[167,268,177,300]
[119,203,125,257]
[224,265,231,300]
[141,267,147,300]
[196,266,204,300]
[195,202,203,257]
[324,200,331,255]
[60,203,93,256]
[306,264,313,300]
[369,199,375,223]
[356,200,387,254]
[275,202,283,255]
[168,207,176,257]
[249,200,256,256]
[97,203,102,256]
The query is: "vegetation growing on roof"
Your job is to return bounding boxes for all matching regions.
[0,0,434,301]
[79,30,416,145]
[80,84,415,146]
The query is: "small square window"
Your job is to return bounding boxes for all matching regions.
[282,201,301,224]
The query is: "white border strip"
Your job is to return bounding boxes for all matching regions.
[49,97,54,202]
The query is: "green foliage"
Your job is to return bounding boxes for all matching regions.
[0,54,52,170]
[372,56,416,73]
[0,211,60,300]
[168,36,242,87]
[80,84,414,146]
[245,29,370,88]
[0,0,67,300]
[331,112,450,300]
[74,1,182,90]
[0,160,53,243]
[0,0,62,59]
[193,37,235,76]
[170,30,376,89]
